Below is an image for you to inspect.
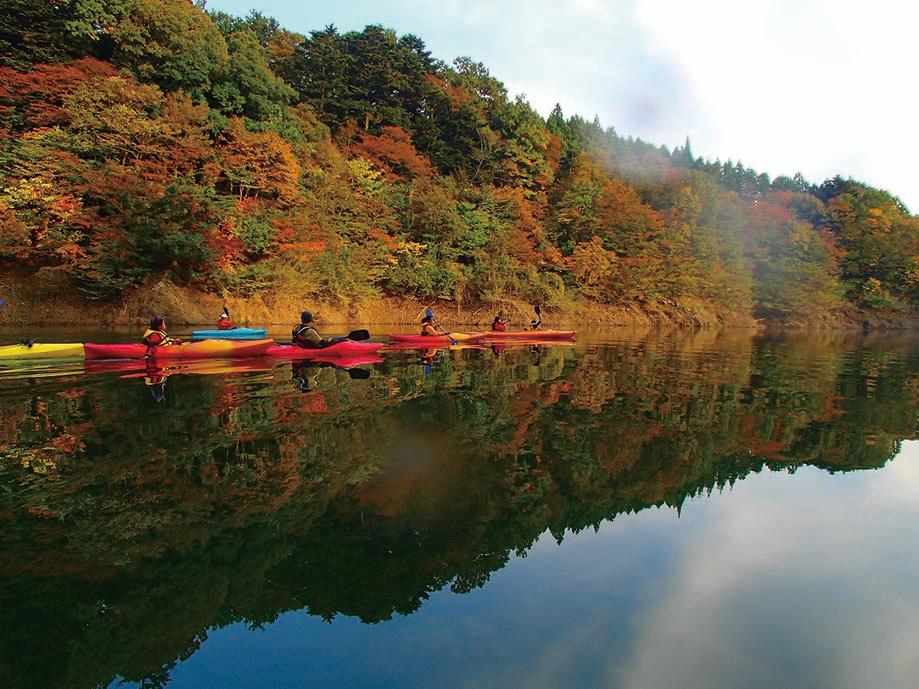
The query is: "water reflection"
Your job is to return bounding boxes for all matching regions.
[0,331,917,689]
[619,450,919,689]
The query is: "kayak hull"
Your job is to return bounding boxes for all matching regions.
[388,333,486,346]
[191,328,268,340]
[84,339,274,360]
[448,332,486,342]
[265,341,383,359]
[0,343,85,359]
[483,330,575,341]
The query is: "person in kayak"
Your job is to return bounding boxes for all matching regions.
[530,305,542,331]
[216,306,233,330]
[492,314,507,332]
[292,311,330,349]
[420,315,439,337]
[143,316,180,346]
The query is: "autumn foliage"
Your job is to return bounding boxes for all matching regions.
[1,2,916,320]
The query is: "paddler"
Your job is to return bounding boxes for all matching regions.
[420,315,439,337]
[292,311,330,349]
[216,306,233,330]
[529,305,542,331]
[491,314,507,332]
[142,316,181,346]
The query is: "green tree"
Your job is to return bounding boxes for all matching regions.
[211,29,296,122]
[109,0,228,97]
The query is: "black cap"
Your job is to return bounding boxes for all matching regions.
[301,310,313,323]
[150,315,166,328]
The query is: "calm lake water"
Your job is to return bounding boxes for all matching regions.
[1,328,917,689]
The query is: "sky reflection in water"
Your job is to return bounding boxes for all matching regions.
[0,330,916,689]
[165,447,919,689]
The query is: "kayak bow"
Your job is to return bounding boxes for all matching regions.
[388,333,486,346]
[483,330,575,341]
[0,342,85,359]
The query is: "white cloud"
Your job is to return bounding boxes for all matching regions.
[617,446,919,689]
[634,0,919,207]
[208,0,919,209]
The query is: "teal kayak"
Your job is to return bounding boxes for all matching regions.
[190,328,268,340]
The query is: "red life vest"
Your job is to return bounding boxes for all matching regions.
[492,321,506,331]
[217,317,233,330]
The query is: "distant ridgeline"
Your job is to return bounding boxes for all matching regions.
[0,337,916,688]
[1,1,917,322]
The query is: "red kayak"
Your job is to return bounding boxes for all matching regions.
[483,330,575,341]
[265,341,384,359]
[84,339,274,360]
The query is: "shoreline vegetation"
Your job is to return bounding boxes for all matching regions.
[2,4,918,331]
[2,273,913,329]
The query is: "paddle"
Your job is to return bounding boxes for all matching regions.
[425,308,457,345]
[326,329,370,346]
[346,329,370,341]
[530,304,542,331]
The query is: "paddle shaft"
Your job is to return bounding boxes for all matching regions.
[431,319,457,344]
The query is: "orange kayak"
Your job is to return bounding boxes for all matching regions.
[83,339,274,360]
[483,330,575,341]
[389,333,486,346]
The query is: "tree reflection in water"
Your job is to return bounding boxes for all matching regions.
[0,330,916,689]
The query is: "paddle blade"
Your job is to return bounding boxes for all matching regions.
[346,367,371,379]
[425,308,434,320]
[346,329,370,341]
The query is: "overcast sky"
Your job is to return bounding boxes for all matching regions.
[207,0,918,211]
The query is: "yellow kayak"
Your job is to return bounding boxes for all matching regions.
[449,332,488,342]
[0,342,85,359]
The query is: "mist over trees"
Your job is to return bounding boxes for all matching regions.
[1,1,916,320]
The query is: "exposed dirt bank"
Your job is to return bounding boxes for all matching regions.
[1,273,914,330]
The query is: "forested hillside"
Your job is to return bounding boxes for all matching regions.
[1,0,917,325]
